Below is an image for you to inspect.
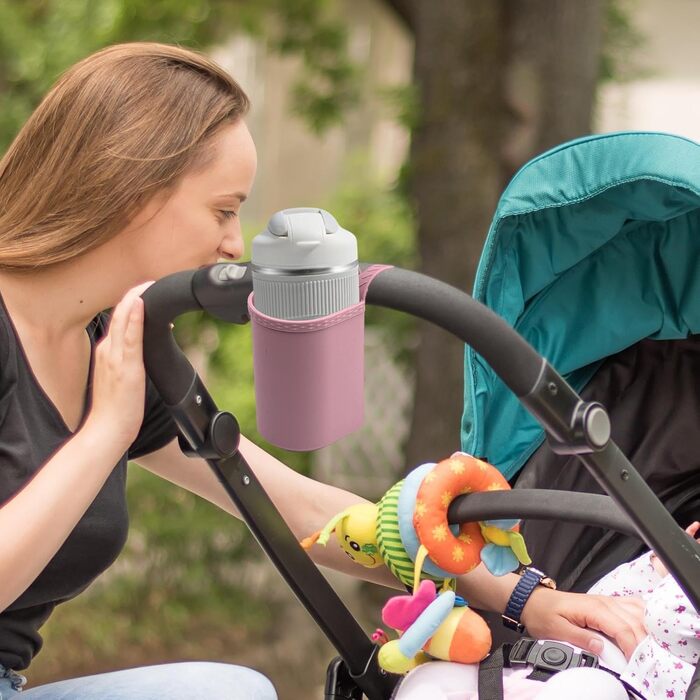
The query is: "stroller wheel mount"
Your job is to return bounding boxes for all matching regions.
[141,262,700,699]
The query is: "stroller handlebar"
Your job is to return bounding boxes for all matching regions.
[141,264,253,406]
[140,262,556,406]
[140,261,700,669]
[141,268,200,406]
[363,266,544,397]
[448,489,638,537]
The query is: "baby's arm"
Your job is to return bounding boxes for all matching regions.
[649,521,699,577]
[588,521,700,598]
[587,550,661,598]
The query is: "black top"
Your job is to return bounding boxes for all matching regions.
[0,301,179,670]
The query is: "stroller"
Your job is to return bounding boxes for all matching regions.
[460,130,700,648]
[140,131,700,699]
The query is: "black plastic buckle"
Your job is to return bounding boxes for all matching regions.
[509,638,599,676]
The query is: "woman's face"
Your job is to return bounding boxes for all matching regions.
[123,119,257,279]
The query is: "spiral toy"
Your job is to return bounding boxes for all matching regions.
[301,452,532,673]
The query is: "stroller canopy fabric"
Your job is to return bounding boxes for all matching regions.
[461,131,700,480]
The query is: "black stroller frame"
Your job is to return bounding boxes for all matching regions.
[142,262,700,700]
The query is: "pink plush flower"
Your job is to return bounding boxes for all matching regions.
[382,580,438,630]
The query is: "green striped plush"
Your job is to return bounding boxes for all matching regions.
[377,480,442,589]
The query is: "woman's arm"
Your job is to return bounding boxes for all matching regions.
[0,421,132,612]
[135,436,648,656]
[134,434,398,585]
[0,285,150,612]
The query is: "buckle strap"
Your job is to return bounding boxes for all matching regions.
[510,637,598,678]
[477,644,510,700]
[478,640,601,700]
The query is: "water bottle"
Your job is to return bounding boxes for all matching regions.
[248,208,364,451]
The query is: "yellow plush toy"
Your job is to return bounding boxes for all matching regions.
[301,501,383,568]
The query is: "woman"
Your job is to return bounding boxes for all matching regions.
[0,43,647,698]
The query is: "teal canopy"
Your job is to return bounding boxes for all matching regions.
[460,131,700,480]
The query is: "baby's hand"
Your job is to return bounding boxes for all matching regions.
[651,521,700,577]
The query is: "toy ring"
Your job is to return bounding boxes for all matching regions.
[398,462,458,580]
[414,453,512,575]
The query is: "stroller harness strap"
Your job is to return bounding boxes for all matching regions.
[477,639,645,700]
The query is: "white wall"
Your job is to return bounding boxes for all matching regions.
[597,0,700,142]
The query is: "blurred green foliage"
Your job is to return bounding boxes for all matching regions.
[323,158,417,354]
[0,0,358,152]
[600,0,647,84]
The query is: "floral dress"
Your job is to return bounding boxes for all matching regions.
[588,550,700,699]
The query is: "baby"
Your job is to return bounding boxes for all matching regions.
[587,521,700,699]
[393,522,700,700]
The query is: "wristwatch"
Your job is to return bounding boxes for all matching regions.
[502,566,557,633]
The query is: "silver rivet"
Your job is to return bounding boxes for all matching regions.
[547,382,558,395]
[195,395,202,405]
[242,475,250,485]
[621,469,629,481]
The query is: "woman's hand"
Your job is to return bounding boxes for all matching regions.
[520,586,647,659]
[86,282,153,447]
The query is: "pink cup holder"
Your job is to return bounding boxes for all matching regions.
[248,296,366,451]
[247,264,392,451]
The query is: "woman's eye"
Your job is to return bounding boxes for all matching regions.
[219,210,238,220]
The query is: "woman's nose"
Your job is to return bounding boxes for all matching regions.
[219,233,244,260]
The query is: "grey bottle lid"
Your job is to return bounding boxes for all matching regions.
[252,207,358,271]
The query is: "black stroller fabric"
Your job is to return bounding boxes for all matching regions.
[481,334,700,649]
[515,334,700,594]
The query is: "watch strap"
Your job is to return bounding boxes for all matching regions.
[502,567,545,632]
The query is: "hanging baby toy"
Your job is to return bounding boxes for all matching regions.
[301,452,532,674]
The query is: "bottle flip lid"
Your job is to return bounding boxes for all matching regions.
[252,207,358,272]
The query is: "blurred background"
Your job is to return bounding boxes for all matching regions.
[0,0,697,697]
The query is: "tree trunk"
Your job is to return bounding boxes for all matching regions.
[399,0,605,471]
[502,0,605,179]
[403,1,508,468]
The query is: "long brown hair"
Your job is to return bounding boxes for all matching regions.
[0,42,250,270]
